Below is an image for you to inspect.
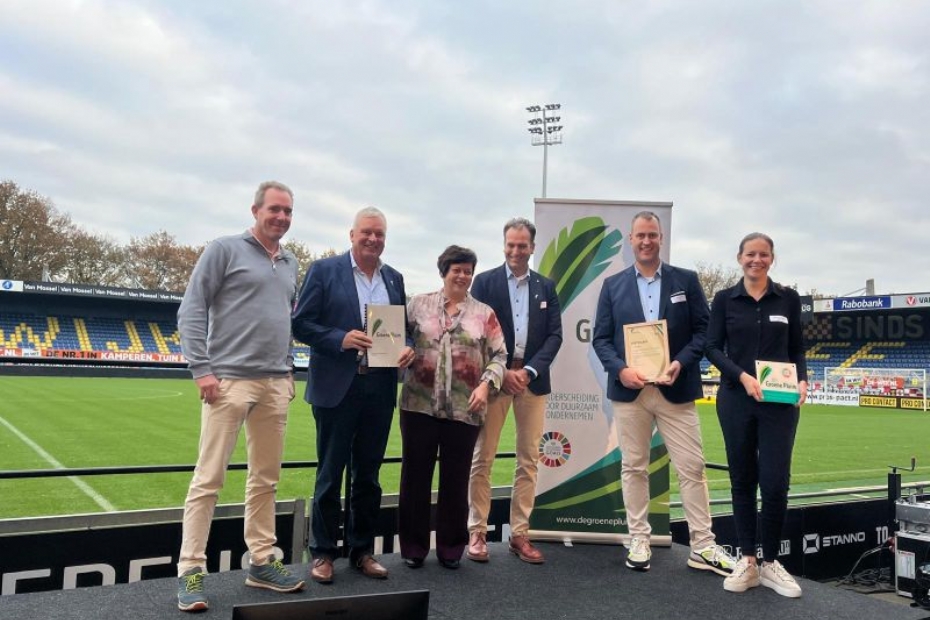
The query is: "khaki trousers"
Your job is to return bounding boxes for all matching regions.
[613,385,715,550]
[468,390,547,537]
[177,376,292,576]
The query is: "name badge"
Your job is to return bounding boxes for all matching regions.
[769,315,788,324]
[670,294,686,304]
[540,301,547,309]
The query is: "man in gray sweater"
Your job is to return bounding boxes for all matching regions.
[175,181,304,612]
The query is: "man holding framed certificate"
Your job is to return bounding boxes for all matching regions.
[593,211,735,577]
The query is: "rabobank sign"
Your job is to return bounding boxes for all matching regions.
[834,296,891,312]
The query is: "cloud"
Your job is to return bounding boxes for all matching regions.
[0,0,928,296]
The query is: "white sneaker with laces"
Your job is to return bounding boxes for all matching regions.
[760,560,802,598]
[688,544,737,576]
[723,557,761,593]
[625,536,651,571]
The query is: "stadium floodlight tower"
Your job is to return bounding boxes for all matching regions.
[526,103,563,198]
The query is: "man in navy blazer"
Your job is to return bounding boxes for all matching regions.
[592,211,735,576]
[292,207,414,584]
[467,217,562,564]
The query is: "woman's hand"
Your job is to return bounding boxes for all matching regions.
[397,346,416,369]
[468,380,490,413]
[797,380,808,406]
[740,372,763,402]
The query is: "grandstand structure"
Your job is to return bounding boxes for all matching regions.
[3,280,930,398]
[700,292,930,410]
[0,280,311,369]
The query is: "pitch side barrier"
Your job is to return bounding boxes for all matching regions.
[2,460,924,595]
[0,455,504,595]
[702,380,930,411]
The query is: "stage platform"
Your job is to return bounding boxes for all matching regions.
[1,542,926,619]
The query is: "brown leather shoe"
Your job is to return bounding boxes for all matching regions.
[310,558,334,584]
[509,535,545,564]
[466,531,489,562]
[354,555,388,579]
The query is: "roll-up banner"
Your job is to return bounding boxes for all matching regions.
[531,199,673,544]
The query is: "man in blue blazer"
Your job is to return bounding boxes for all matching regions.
[592,211,734,576]
[467,217,563,564]
[292,207,414,584]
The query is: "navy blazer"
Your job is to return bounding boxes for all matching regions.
[592,263,708,404]
[291,252,409,408]
[470,264,563,395]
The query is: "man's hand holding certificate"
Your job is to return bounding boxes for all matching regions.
[623,319,671,384]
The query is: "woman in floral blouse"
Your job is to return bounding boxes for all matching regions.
[398,245,508,569]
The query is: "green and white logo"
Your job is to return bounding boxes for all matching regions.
[537,216,623,311]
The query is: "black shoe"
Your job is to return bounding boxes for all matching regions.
[438,558,460,569]
[404,558,424,569]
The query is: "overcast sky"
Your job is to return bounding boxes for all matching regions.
[1,1,928,297]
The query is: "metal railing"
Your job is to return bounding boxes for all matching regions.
[0,453,517,480]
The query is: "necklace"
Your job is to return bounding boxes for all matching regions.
[251,228,279,259]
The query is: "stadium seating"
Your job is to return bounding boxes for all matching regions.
[702,339,930,385]
[12,310,923,376]
[0,313,184,354]
[0,311,312,360]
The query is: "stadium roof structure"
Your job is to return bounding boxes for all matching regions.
[813,292,930,313]
[0,280,182,304]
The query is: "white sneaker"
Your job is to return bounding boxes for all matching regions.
[625,537,651,571]
[760,560,802,598]
[688,544,737,576]
[723,557,761,593]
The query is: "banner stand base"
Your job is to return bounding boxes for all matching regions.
[528,530,672,547]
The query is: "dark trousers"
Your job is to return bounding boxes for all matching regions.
[398,410,481,562]
[310,372,396,563]
[716,385,800,562]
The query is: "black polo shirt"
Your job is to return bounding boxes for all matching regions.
[706,278,807,390]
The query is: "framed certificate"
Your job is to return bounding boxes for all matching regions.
[755,360,800,404]
[366,304,405,368]
[623,319,670,383]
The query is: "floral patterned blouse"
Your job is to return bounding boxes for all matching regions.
[400,290,508,425]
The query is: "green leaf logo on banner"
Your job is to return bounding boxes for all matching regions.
[538,216,623,311]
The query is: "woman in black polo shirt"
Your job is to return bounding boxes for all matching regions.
[705,232,808,598]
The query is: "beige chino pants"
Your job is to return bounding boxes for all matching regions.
[177,376,292,576]
[468,390,547,537]
[613,385,715,551]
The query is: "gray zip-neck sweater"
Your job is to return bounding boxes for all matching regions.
[178,231,298,379]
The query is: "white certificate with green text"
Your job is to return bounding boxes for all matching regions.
[755,360,800,404]
[366,304,405,367]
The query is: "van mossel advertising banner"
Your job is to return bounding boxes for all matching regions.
[530,199,672,544]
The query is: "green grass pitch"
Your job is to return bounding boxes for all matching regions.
[0,376,928,520]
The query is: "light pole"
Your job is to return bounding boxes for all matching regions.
[526,103,563,198]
